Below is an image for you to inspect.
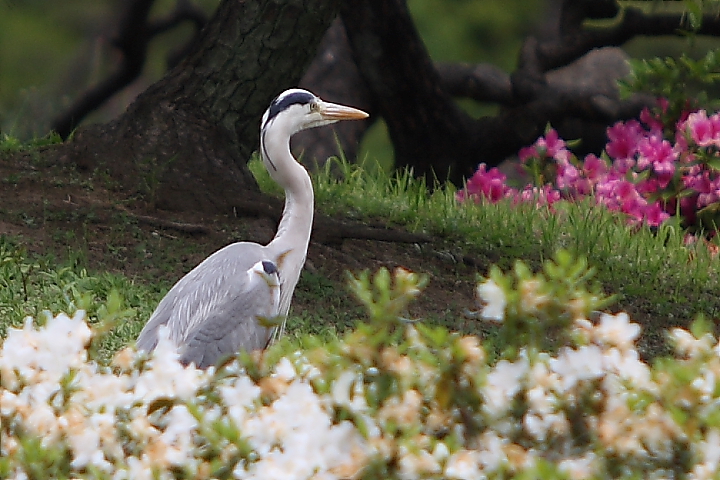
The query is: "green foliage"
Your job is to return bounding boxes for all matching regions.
[481,250,617,358]
[347,266,429,326]
[0,235,158,361]
[0,131,62,153]
[3,244,720,477]
[680,0,720,31]
[409,0,543,66]
[247,155,720,348]
[621,48,720,121]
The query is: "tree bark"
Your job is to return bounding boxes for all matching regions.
[294,18,373,168]
[341,0,478,184]
[337,0,669,185]
[53,0,340,213]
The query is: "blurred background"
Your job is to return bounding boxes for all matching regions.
[1,0,718,167]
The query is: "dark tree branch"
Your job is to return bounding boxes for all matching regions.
[52,0,155,139]
[435,63,514,105]
[51,0,208,139]
[149,0,209,68]
[332,0,720,184]
[147,0,207,36]
[535,4,720,73]
[233,197,432,247]
[54,0,341,214]
[126,212,210,234]
[313,218,432,246]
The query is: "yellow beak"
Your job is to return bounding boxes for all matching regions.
[318,101,369,121]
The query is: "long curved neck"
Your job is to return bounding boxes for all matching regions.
[271,165,314,256]
[263,136,314,315]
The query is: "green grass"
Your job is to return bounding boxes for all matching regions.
[0,236,162,362]
[0,131,63,154]
[258,156,720,341]
[1,155,719,362]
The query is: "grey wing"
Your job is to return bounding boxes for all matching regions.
[178,280,277,369]
[136,242,267,352]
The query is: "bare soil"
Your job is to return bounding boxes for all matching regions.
[0,149,486,339]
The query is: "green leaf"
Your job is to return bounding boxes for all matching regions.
[690,314,712,339]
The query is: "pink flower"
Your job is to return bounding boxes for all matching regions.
[536,129,566,158]
[516,184,561,207]
[462,106,720,230]
[635,178,660,196]
[582,154,609,181]
[595,178,657,225]
[636,134,677,187]
[460,164,510,203]
[640,107,664,133]
[685,171,720,208]
[684,111,720,147]
[556,160,580,190]
[518,145,539,163]
[613,157,636,175]
[636,135,669,169]
[606,120,644,162]
[644,202,670,226]
[653,160,676,189]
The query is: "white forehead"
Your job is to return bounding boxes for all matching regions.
[262,89,318,128]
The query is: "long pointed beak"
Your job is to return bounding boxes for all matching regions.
[318,101,369,121]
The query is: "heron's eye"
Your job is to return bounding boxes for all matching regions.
[309,102,320,113]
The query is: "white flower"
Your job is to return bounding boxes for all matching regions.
[477,431,508,472]
[273,357,297,381]
[691,368,716,402]
[523,412,568,442]
[68,426,108,470]
[594,312,641,350]
[559,452,598,479]
[238,379,369,479]
[550,345,605,392]
[602,348,652,389]
[0,312,91,385]
[445,450,481,479]
[691,430,720,480]
[432,442,449,462]
[331,369,367,412]
[24,402,61,445]
[119,456,155,480]
[476,279,506,321]
[483,357,528,417]
[397,447,441,479]
[75,371,134,414]
[133,326,208,402]
[220,375,261,426]
[159,405,198,466]
[671,328,714,358]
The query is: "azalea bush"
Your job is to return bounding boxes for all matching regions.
[459,49,720,235]
[459,104,720,233]
[3,255,720,479]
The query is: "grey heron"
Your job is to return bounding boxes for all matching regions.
[178,260,281,368]
[135,89,369,366]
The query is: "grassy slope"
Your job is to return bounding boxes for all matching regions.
[1,151,719,362]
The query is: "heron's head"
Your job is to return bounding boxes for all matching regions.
[251,260,281,288]
[261,89,368,139]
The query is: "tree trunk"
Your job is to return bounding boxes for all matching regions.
[53,0,340,213]
[294,18,373,167]
[340,0,478,184]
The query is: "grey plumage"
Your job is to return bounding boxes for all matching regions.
[136,243,272,353]
[178,260,280,368]
[134,89,368,368]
